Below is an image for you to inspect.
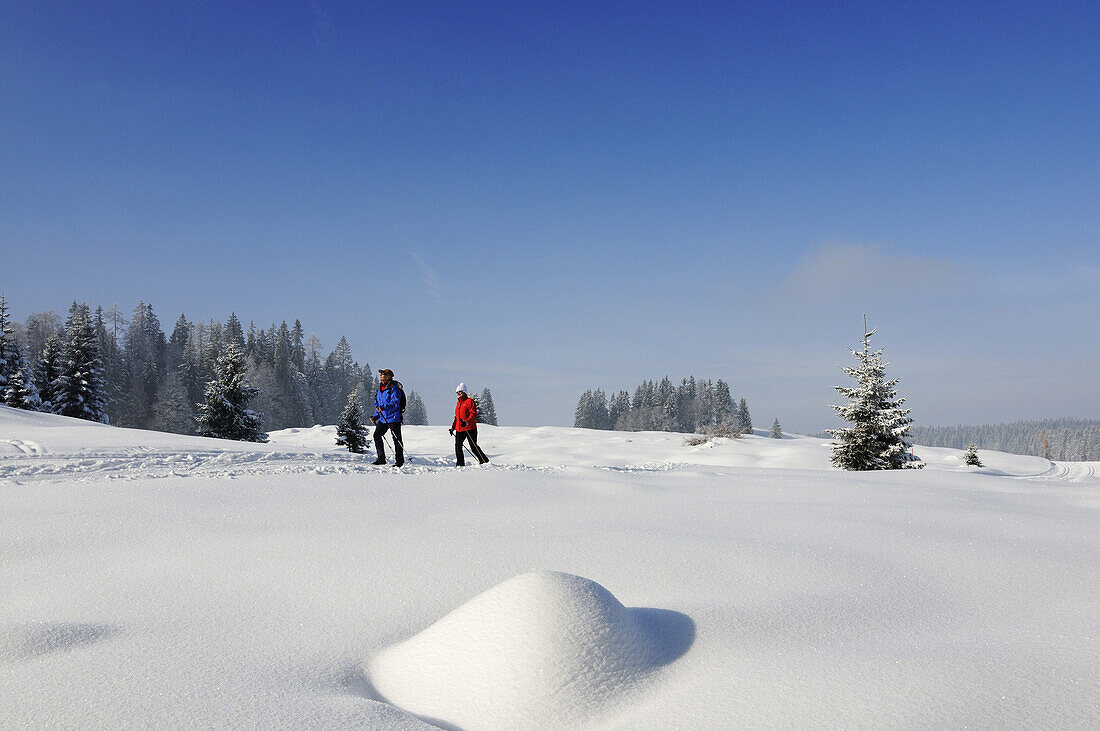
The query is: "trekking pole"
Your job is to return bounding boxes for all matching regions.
[379,413,410,463]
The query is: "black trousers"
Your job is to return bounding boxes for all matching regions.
[374,422,404,462]
[455,428,488,465]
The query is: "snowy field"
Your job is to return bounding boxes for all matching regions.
[2,406,1097,729]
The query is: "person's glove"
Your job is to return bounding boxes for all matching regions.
[370,416,377,424]
[459,419,468,427]
[448,427,455,436]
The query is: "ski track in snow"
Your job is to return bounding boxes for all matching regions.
[1006,459,1098,482]
[4,447,1096,484]
[0,449,579,483]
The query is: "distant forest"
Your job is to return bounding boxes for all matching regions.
[575,376,755,434]
[0,297,429,434]
[908,419,1100,462]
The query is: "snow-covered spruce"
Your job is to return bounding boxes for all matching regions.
[0,296,42,411]
[478,387,498,425]
[964,443,983,466]
[196,343,268,442]
[335,390,369,453]
[52,302,109,423]
[827,324,922,470]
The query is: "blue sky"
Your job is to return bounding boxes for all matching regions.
[2,1,1097,430]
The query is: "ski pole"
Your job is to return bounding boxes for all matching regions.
[378,412,410,461]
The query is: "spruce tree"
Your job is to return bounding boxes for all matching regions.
[827,323,922,470]
[574,390,590,428]
[151,369,196,434]
[4,345,42,411]
[477,387,498,425]
[196,343,268,442]
[35,331,63,412]
[0,294,14,394]
[53,303,109,423]
[607,390,630,430]
[0,296,39,409]
[964,444,982,467]
[769,418,783,439]
[404,391,428,425]
[712,380,734,426]
[736,398,753,434]
[335,390,369,453]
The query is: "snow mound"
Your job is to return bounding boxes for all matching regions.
[0,622,121,663]
[367,571,693,729]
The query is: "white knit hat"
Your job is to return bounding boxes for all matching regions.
[455,382,467,393]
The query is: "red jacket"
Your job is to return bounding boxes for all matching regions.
[452,396,478,432]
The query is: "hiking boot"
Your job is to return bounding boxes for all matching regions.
[372,457,386,465]
[394,459,404,467]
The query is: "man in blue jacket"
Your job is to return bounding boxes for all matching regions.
[371,368,404,466]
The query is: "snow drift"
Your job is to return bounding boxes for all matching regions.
[367,571,693,729]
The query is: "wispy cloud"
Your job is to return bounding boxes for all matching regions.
[410,250,446,306]
[779,240,963,304]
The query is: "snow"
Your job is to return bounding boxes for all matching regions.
[2,405,1098,728]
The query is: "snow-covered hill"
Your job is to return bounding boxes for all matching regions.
[2,406,1097,728]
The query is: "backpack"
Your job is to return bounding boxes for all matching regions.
[392,380,407,414]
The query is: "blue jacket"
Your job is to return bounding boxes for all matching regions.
[374,383,403,424]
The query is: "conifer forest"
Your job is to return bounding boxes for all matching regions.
[0,297,431,434]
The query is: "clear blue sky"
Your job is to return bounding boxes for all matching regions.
[2,1,1097,430]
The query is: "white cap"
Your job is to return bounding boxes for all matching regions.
[455,382,467,393]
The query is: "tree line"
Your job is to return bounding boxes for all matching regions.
[908,419,1100,462]
[574,376,755,434]
[0,296,431,434]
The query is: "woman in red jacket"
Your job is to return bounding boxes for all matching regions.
[450,383,489,466]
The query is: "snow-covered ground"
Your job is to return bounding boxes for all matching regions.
[2,405,1097,728]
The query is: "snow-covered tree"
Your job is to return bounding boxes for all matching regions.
[1,299,42,411]
[23,310,62,363]
[196,343,267,442]
[0,295,23,398]
[404,390,428,425]
[769,418,783,439]
[116,302,166,428]
[35,331,63,412]
[827,324,922,471]
[53,302,109,423]
[736,398,753,434]
[151,369,196,434]
[574,389,610,429]
[607,389,630,430]
[0,296,39,409]
[477,387,498,425]
[964,443,982,467]
[335,390,369,453]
